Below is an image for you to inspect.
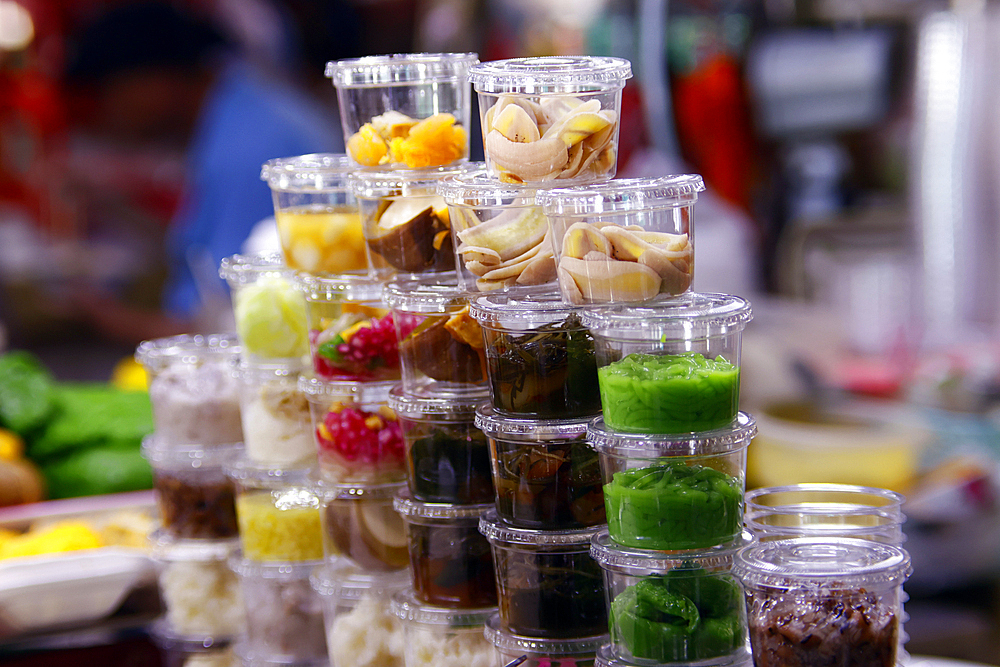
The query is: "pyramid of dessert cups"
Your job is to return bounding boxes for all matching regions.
[133,333,246,666]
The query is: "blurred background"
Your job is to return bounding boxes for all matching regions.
[0,0,999,663]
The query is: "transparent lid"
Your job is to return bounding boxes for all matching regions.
[224,455,315,488]
[469,56,632,94]
[325,52,479,87]
[297,375,396,404]
[437,164,543,205]
[233,360,304,384]
[218,253,295,286]
[349,163,478,199]
[294,270,384,303]
[587,412,756,457]
[260,153,354,192]
[311,563,411,600]
[230,554,322,580]
[141,436,242,468]
[479,509,601,547]
[470,285,586,329]
[388,384,487,419]
[733,537,912,591]
[475,404,590,441]
[590,530,754,575]
[484,613,607,655]
[149,528,240,563]
[391,590,495,627]
[535,175,705,216]
[147,617,233,648]
[318,479,406,502]
[393,492,492,520]
[135,333,240,373]
[580,292,752,339]
[382,273,470,313]
[744,483,905,517]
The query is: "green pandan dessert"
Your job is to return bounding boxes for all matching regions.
[597,352,739,434]
[234,276,309,359]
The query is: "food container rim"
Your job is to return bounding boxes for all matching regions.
[475,403,592,439]
[310,563,411,599]
[348,162,479,198]
[326,52,479,87]
[223,455,315,486]
[469,56,632,92]
[147,617,234,649]
[483,613,608,654]
[744,483,905,515]
[587,412,756,456]
[590,529,754,574]
[135,332,240,371]
[232,360,306,384]
[293,270,385,302]
[479,509,601,547]
[260,152,355,192]
[297,374,397,403]
[141,435,243,467]
[316,479,407,502]
[469,286,589,325]
[218,252,296,285]
[387,384,488,418]
[535,174,705,215]
[232,639,329,666]
[229,553,324,579]
[393,492,493,520]
[437,164,549,203]
[390,589,496,627]
[382,273,471,312]
[580,292,752,336]
[148,528,240,562]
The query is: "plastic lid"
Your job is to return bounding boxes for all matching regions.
[437,164,544,205]
[382,273,471,312]
[393,492,492,520]
[229,554,322,580]
[233,361,305,385]
[475,404,590,441]
[580,292,752,339]
[349,163,478,199]
[141,436,242,468]
[147,618,233,649]
[218,253,294,286]
[391,589,495,627]
[733,537,912,591]
[326,52,479,87]
[294,270,384,303]
[311,563,411,600]
[469,56,632,94]
[587,412,756,457]
[479,509,600,547]
[484,613,607,655]
[470,285,587,329]
[744,483,905,517]
[535,175,705,216]
[260,153,354,191]
[233,640,328,667]
[224,456,315,488]
[149,528,240,563]
[590,529,754,575]
[135,333,240,372]
[297,375,396,404]
[318,479,406,502]
[388,384,487,419]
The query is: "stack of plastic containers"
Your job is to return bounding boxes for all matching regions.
[135,334,246,666]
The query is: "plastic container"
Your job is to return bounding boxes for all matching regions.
[296,272,401,382]
[143,438,239,540]
[231,556,328,662]
[470,287,600,418]
[326,53,478,170]
[593,643,754,667]
[147,619,234,667]
[484,614,607,667]
[234,363,314,468]
[299,376,405,484]
[149,530,243,638]
[438,165,556,292]
[383,275,487,396]
[219,253,310,364]
[393,494,495,608]
[390,590,495,667]
[745,483,906,546]
[476,405,604,529]
[312,564,411,667]
[591,530,753,666]
[479,510,606,638]
[468,56,632,184]
[536,175,703,304]
[136,334,243,446]
[350,165,476,278]
[734,537,912,667]
[319,481,408,572]
[589,412,755,551]
[260,153,368,275]
[227,461,324,562]
[388,386,494,504]
[234,641,330,667]
[582,293,752,434]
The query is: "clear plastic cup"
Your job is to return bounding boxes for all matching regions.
[388,385,494,504]
[484,614,607,667]
[142,437,240,540]
[350,164,476,279]
[226,461,324,562]
[383,274,487,396]
[135,334,243,446]
[479,510,606,638]
[438,165,557,292]
[234,641,330,667]
[589,412,755,551]
[149,529,244,638]
[470,287,600,418]
[231,556,327,662]
[536,175,703,304]
[476,405,604,529]
[326,53,478,170]
[593,643,754,667]
[581,293,752,434]
[234,363,314,468]
[734,537,912,667]
[311,564,411,667]
[390,590,495,667]
[745,484,906,545]
[299,376,405,484]
[296,271,400,382]
[147,619,234,667]
[260,153,368,275]
[319,481,408,572]
[468,56,632,184]
[393,493,496,608]
[591,529,753,666]
[219,253,310,365]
